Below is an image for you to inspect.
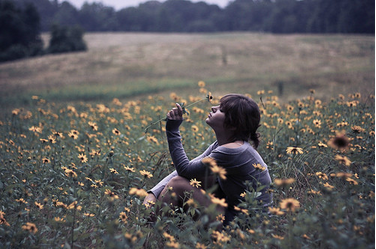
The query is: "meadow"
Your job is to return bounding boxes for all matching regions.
[0,32,374,113]
[0,33,375,248]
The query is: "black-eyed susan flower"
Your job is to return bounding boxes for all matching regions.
[234,205,249,215]
[64,169,77,178]
[307,189,321,195]
[346,101,357,107]
[29,126,42,133]
[191,125,199,132]
[274,178,295,187]
[210,196,228,208]
[140,170,153,178]
[146,136,159,145]
[279,198,300,212]
[42,158,50,164]
[47,135,56,144]
[253,163,266,171]
[124,166,135,172]
[331,172,353,179]
[328,132,350,151]
[272,234,285,240]
[286,146,303,155]
[318,141,328,148]
[68,130,79,139]
[216,214,225,223]
[268,207,284,215]
[313,119,322,128]
[212,230,231,244]
[315,172,328,181]
[322,182,335,190]
[286,105,294,111]
[0,211,10,226]
[110,168,119,174]
[199,87,207,94]
[163,232,176,244]
[88,121,98,131]
[89,149,101,157]
[334,155,351,166]
[129,187,148,197]
[196,242,207,249]
[351,125,365,133]
[202,157,227,180]
[112,128,121,135]
[22,222,38,234]
[190,178,201,188]
[210,164,227,180]
[78,154,88,163]
[346,178,359,185]
[166,241,180,248]
[119,212,127,224]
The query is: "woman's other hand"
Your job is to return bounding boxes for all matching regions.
[143,193,157,207]
[167,103,183,120]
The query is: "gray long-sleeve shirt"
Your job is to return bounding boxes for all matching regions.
[149,119,272,224]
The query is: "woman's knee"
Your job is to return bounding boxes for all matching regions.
[167,176,192,193]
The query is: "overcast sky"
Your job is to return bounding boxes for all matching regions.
[67,0,231,10]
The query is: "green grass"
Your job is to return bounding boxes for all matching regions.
[0,33,374,116]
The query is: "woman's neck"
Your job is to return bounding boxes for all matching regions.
[215,130,238,146]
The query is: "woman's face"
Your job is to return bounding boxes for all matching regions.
[206,105,226,131]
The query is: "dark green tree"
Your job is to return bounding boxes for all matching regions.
[0,0,44,62]
[52,1,79,27]
[79,2,118,31]
[15,0,59,31]
[47,24,87,54]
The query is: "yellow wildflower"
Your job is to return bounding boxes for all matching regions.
[334,155,351,166]
[129,188,148,197]
[190,178,201,188]
[253,163,266,171]
[268,207,284,215]
[140,170,153,178]
[279,198,300,212]
[286,146,303,155]
[274,178,295,187]
[22,222,38,234]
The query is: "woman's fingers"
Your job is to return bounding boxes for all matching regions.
[167,103,183,120]
[143,193,157,207]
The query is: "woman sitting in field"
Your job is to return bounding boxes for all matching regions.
[143,94,272,226]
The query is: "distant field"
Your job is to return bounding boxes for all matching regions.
[0,32,374,115]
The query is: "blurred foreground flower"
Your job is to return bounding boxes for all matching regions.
[268,207,284,215]
[202,157,227,180]
[129,187,148,197]
[328,132,350,151]
[274,178,295,188]
[280,198,300,212]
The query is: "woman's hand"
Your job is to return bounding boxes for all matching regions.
[167,103,183,120]
[143,193,157,207]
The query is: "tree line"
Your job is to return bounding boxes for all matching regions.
[0,0,86,62]
[15,0,376,34]
[1,0,373,62]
